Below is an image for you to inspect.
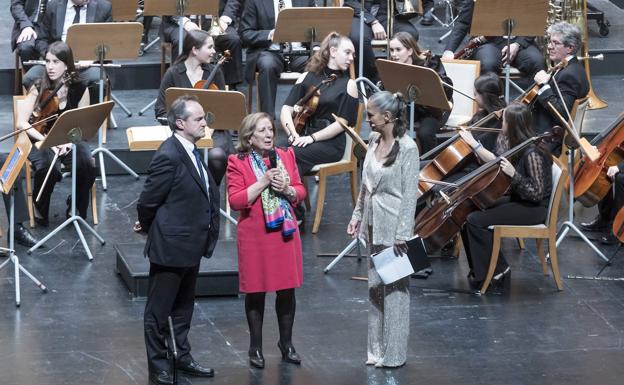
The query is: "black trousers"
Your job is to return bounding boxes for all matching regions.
[598,173,624,223]
[461,196,548,281]
[349,17,419,82]
[472,41,545,79]
[254,51,308,118]
[144,262,200,373]
[27,142,95,220]
[0,153,29,225]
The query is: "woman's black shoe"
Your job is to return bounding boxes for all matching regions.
[249,349,265,369]
[277,341,301,364]
[491,267,511,290]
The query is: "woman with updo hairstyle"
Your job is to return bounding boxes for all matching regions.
[280,31,359,223]
[347,91,419,368]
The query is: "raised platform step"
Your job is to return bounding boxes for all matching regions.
[114,241,239,298]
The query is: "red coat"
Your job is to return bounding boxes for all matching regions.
[227,147,306,293]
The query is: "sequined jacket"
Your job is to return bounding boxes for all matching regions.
[351,132,420,247]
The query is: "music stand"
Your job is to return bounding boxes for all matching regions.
[0,133,47,307]
[470,0,548,102]
[138,0,221,115]
[273,7,353,48]
[166,88,247,225]
[27,102,115,261]
[376,59,452,139]
[66,23,143,191]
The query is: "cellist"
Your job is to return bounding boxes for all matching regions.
[580,164,624,245]
[458,102,553,289]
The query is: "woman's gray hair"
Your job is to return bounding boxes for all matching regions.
[167,94,199,131]
[547,21,582,54]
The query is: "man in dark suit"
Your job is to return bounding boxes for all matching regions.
[241,0,314,118]
[11,0,45,63]
[22,0,112,102]
[532,21,589,156]
[441,0,544,79]
[138,95,220,385]
[160,0,245,88]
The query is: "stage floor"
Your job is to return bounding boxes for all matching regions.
[1,169,624,384]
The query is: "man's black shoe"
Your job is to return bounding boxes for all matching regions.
[601,234,619,245]
[15,224,39,247]
[420,9,434,26]
[148,370,173,385]
[0,248,10,258]
[176,360,215,377]
[579,217,608,232]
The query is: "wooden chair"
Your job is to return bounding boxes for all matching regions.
[557,95,590,169]
[14,51,23,96]
[479,157,568,294]
[305,103,364,234]
[12,96,99,226]
[441,58,480,127]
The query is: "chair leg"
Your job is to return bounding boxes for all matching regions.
[303,177,311,211]
[452,233,462,258]
[247,82,253,113]
[535,238,548,275]
[91,184,98,225]
[312,172,327,234]
[25,166,35,228]
[548,235,564,290]
[349,169,357,206]
[480,230,502,295]
[517,238,525,249]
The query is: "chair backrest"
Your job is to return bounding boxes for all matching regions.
[13,95,27,132]
[545,157,568,228]
[571,96,590,136]
[442,58,480,126]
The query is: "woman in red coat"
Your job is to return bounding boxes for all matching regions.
[227,112,306,369]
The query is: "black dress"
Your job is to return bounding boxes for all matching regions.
[461,135,553,281]
[284,68,359,176]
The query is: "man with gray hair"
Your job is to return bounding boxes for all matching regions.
[138,94,220,384]
[531,21,589,156]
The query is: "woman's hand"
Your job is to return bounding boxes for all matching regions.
[291,135,314,147]
[371,21,386,40]
[270,171,290,193]
[500,157,516,177]
[260,168,280,188]
[393,241,408,257]
[347,219,360,239]
[458,127,478,148]
[52,143,72,156]
[288,132,300,145]
[534,70,551,86]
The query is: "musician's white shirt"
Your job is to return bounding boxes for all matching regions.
[62,1,88,41]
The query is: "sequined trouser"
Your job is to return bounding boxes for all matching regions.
[368,245,410,367]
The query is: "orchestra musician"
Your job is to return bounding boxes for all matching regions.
[457,102,553,288]
[531,21,589,156]
[241,0,315,118]
[11,0,44,63]
[347,91,419,368]
[155,29,233,185]
[279,32,358,223]
[16,41,96,227]
[388,31,452,153]
[159,0,244,88]
[22,0,113,104]
[441,0,545,79]
[344,0,421,82]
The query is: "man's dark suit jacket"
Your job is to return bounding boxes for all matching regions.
[37,0,112,56]
[10,0,40,51]
[162,0,245,38]
[137,136,220,267]
[240,0,315,84]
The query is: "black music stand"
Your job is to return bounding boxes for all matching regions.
[470,0,548,102]
[0,133,47,307]
[66,22,143,191]
[27,102,114,261]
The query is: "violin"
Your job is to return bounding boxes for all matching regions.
[291,74,338,135]
[572,114,624,207]
[454,36,487,60]
[415,132,558,251]
[518,59,568,105]
[193,50,231,90]
[29,71,79,134]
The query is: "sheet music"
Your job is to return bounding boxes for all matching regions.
[371,246,415,285]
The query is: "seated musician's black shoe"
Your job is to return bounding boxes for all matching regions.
[490,267,511,291]
[148,370,173,385]
[15,224,39,247]
[601,234,619,245]
[579,216,608,232]
[440,239,457,258]
[176,359,215,377]
[34,216,49,228]
[420,9,434,26]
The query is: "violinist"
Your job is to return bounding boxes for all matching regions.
[458,102,553,288]
[279,32,359,222]
[580,164,624,245]
[388,32,453,153]
[531,21,589,156]
[16,41,96,226]
[155,30,232,185]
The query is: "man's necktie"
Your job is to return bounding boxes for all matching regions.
[192,147,207,190]
[72,5,82,25]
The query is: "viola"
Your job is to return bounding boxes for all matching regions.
[193,50,231,90]
[612,206,624,244]
[29,71,79,134]
[518,59,568,105]
[415,132,557,251]
[454,36,487,60]
[292,74,337,135]
[573,113,624,207]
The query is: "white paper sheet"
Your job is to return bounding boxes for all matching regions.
[371,246,415,285]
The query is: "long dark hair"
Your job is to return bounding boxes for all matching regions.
[504,102,535,148]
[390,31,428,66]
[36,41,76,93]
[368,91,407,167]
[173,29,212,65]
[306,31,351,74]
[474,72,506,114]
